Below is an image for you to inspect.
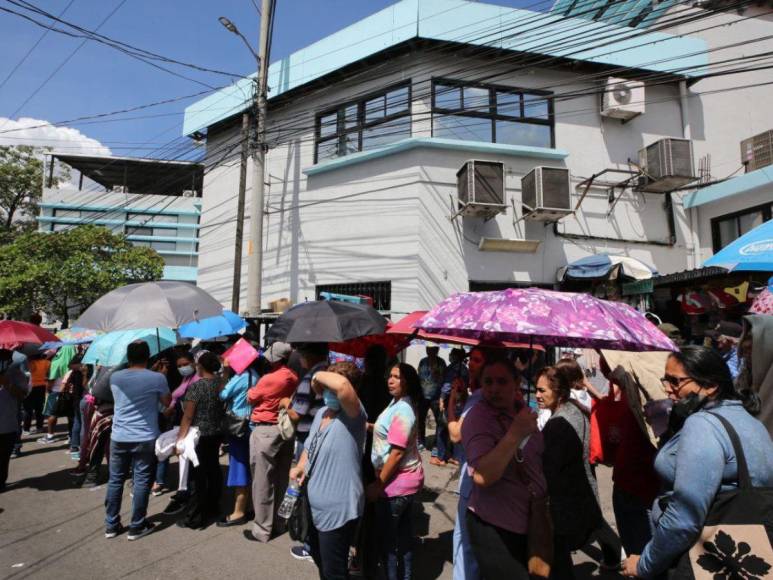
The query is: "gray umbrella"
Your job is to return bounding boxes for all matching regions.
[74,281,224,332]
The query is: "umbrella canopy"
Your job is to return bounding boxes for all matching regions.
[388,311,545,351]
[750,287,773,315]
[328,321,411,358]
[415,288,676,351]
[703,219,773,272]
[75,281,223,332]
[178,310,247,340]
[82,327,178,367]
[0,320,59,350]
[56,327,102,344]
[266,300,387,344]
[558,254,658,281]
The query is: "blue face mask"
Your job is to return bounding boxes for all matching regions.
[178,365,194,377]
[323,388,341,411]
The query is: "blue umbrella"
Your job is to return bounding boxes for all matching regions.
[704,219,773,272]
[178,310,246,340]
[557,254,658,281]
[82,327,177,366]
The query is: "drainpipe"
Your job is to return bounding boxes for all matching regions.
[679,80,701,270]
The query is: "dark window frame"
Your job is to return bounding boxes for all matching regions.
[314,81,412,164]
[710,202,772,253]
[431,77,555,148]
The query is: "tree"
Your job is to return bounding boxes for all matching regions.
[0,145,69,242]
[0,225,164,326]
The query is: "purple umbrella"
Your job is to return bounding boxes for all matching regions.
[415,288,676,351]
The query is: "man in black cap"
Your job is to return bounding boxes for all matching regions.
[706,321,743,380]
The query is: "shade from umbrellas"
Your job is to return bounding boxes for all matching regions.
[266,300,387,344]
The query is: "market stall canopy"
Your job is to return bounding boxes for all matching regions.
[266,300,387,344]
[557,254,658,282]
[416,288,676,351]
[703,218,773,272]
[75,281,223,332]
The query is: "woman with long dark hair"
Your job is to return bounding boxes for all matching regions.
[368,363,425,580]
[622,346,773,578]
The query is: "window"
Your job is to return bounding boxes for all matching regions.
[53,209,81,218]
[127,212,177,224]
[432,79,554,148]
[126,227,154,237]
[711,203,772,253]
[132,240,177,252]
[315,281,392,311]
[314,83,411,163]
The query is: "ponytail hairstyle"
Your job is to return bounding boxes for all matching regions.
[669,345,760,415]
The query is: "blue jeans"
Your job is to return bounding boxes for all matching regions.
[104,440,156,530]
[155,459,169,488]
[377,494,415,580]
[453,492,479,580]
[70,398,82,451]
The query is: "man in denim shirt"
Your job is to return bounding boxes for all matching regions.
[417,346,446,457]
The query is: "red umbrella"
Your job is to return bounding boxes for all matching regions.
[0,320,59,350]
[328,321,410,358]
[388,311,545,351]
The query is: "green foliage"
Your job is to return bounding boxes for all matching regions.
[0,224,164,324]
[0,145,69,239]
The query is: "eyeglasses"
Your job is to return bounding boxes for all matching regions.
[660,374,693,391]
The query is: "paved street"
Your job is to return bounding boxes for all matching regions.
[1,427,621,580]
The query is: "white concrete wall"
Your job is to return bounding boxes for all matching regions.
[197,44,756,312]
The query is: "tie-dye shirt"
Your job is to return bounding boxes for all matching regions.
[371,396,424,497]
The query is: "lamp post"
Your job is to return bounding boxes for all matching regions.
[218,4,272,317]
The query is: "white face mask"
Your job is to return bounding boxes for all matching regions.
[178,365,194,377]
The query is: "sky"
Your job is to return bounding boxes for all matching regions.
[0,0,537,160]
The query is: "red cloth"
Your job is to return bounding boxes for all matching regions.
[589,387,626,465]
[247,366,299,424]
[610,391,660,503]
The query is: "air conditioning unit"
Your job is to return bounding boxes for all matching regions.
[601,77,645,121]
[456,160,507,218]
[521,166,572,222]
[112,185,128,193]
[740,130,773,172]
[182,190,196,197]
[637,138,695,193]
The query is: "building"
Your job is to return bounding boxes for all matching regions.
[37,153,203,283]
[184,0,773,316]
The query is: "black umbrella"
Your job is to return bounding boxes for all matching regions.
[266,300,387,344]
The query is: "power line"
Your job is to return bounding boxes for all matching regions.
[0,0,127,129]
[0,0,75,91]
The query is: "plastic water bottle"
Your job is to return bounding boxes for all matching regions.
[277,479,301,520]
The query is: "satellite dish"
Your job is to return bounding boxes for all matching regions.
[613,83,632,104]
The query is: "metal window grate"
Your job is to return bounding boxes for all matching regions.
[315,281,392,311]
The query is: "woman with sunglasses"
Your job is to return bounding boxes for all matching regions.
[461,354,542,579]
[622,346,773,578]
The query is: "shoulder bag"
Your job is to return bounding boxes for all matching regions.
[221,371,253,439]
[288,424,331,543]
[515,443,554,579]
[671,412,773,579]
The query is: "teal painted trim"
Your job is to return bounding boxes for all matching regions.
[684,167,773,209]
[183,0,708,136]
[37,217,200,231]
[155,250,199,256]
[126,235,198,243]
[162,265,198,282]
[40,202,200,217]
[304,137,568,176]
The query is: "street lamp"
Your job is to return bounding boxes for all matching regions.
[218,16,260,66]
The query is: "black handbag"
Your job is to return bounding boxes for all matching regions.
[671,412,773,579]
[221,411,249,438]
[54,391,74,417]
[287,426,331,543]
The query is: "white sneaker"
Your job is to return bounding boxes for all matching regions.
[38,435,55,445]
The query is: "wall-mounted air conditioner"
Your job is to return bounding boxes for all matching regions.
[456,160,507,218]
[637,138,695,193]
[741,130,773,172]
[601,77,645,121]
[521,166,572,222]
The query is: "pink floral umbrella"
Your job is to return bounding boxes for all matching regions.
[750,288,773,315]
[415,288,677,351]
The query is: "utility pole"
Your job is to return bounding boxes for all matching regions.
[246,0,273,317]
[231,112,250,313]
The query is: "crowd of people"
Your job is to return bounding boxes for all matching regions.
[1,311,772,580]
